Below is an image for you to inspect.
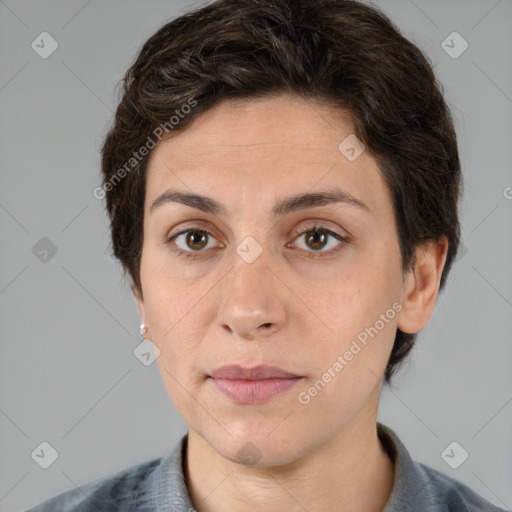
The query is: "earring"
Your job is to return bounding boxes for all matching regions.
[139,323,148,338]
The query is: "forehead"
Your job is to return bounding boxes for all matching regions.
[144,94,392,219]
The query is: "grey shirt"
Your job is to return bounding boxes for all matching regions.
[26,422,507,511]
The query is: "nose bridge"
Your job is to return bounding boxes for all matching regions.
[234,238,270,296]
[216,233,285,339]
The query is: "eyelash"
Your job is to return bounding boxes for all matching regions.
[166,225,351,261]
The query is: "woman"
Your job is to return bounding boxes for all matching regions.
[26,0,506,510]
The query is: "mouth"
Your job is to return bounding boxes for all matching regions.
[208,364,303,404]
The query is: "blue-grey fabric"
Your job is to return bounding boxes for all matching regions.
[25,423,506,511]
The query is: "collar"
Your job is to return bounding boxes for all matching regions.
[151,422,459,511]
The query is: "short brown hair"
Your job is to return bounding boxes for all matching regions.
[100,0,462,384]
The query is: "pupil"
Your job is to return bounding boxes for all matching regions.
[307,229,327,251]
[187,229,207,250]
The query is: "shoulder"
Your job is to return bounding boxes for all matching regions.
[416,462,508,512]
[378,423,507,512]
[24,456,163,512]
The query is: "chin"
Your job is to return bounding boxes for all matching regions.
[203,427,309,468]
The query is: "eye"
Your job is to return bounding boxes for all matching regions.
[165,224,350,261]
[290,225,350,259]
[166,227,222,260]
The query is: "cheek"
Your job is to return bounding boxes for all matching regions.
[142,267,203,340]
[143,293,204,401]
[303,272,400,394]
[297,315,396,423]
[333,281,399,370]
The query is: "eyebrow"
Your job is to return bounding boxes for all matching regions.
[149,187,371,217]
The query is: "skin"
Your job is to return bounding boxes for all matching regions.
[133,93,448,512]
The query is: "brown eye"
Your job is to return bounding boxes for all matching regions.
[184,229,209,251]
[304,228,329,251]
[168,228,220,255]
[291,225,350,259]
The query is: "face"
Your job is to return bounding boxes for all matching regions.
[135,93,408,466]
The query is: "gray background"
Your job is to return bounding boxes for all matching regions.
[1,0,511,511]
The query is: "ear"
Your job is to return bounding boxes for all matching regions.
[132,283,149,334]
[397,236,449,334]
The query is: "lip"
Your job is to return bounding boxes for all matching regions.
[208,365,302,404]
[209,364,300,380]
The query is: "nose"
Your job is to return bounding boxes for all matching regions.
[215,246,287,341]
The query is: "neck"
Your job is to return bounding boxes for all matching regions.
[184,410,395,512]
